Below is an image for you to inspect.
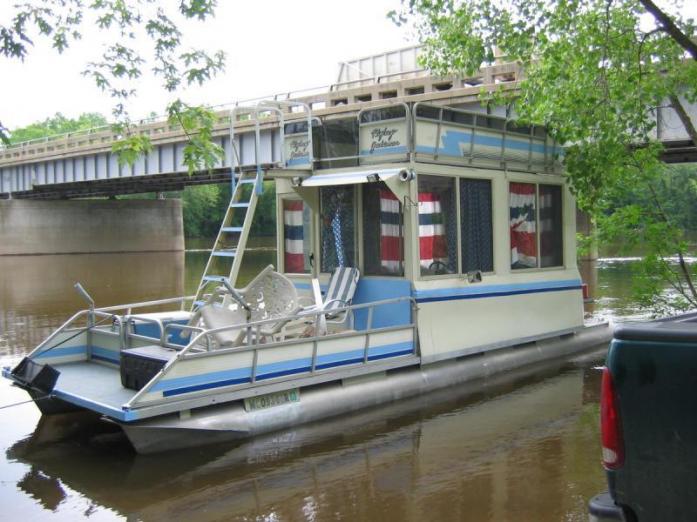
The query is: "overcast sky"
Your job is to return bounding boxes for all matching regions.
[1,1,695,131]
[0,0,411,129]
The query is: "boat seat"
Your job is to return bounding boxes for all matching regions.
[199,305,248,347]
[192,265,304,347]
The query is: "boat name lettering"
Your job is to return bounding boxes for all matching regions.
[370,127,400,153]
[289,139,310,159]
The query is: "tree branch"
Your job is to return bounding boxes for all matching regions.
[647,181,697,302]
[638,0,697,60]
[669,94,697,147]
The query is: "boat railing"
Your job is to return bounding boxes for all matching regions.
[179,295,418,354]
[122,296,419,410]
[27,309,125,359]
[95,295,196,315]
[26,296,195,359]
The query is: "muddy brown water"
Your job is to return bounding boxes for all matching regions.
[0,249,632,521]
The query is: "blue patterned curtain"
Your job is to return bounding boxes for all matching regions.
[460,179,493,272]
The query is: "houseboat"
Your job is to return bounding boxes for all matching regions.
[3,96,610,453]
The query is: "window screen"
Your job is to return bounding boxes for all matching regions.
[320,186,356,272]
[362,183,403,276]
[418,176,457,276]
[460,179,493,272]
[539,184,563,267]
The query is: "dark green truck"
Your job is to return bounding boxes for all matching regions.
[589,314,697,521]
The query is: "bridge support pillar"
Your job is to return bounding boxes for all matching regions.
[0,199,184,255]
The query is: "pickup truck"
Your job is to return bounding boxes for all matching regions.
[589,313,697,521]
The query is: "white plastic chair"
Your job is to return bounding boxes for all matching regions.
[192,265,302,347]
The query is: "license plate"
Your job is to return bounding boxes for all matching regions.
[244,389,300,412]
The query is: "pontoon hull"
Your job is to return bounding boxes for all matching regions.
[120,323,610,453]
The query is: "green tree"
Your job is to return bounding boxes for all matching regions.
[182,181,276,238]
[182,184,225,238]
[1,0,225,172]
[9,112,108,143]
[395,0,697,314]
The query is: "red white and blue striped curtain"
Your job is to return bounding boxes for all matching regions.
[283,200,305,273]
[379,190,402,273]
[509,182,537,268]
[418,192,448,269]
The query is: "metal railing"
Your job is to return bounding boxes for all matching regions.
[27,295,196,358]
[0,62,523,154]
[124,295,419,408]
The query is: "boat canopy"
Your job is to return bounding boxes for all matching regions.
[299,168,410,187]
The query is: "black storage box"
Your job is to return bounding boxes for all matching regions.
[120,346,177,391]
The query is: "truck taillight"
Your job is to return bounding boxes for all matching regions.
[601,366,624,469]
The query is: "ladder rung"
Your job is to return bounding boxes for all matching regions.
[230,202,250,208]
[211,250,237,257]
[238,178,256,185]
[221,227,243,233]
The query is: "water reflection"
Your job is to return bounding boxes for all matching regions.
[7,360,603,521]
[0,248,615,521]
[0,252,184,359]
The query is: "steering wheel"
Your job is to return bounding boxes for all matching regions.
[428,260,449,275]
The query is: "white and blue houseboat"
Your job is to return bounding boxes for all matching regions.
[4,96,610,453]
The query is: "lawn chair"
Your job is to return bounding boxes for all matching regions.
[323,266,360,325]
[192,265,303,347]
[303,267,360,335]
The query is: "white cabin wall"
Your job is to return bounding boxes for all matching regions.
[563,184,578,271]
[411,165,584,361]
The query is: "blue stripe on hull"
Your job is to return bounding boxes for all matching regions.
[415,279,582,303]
[158,341,414,397]
[34,345,87,359]
[33,345,119,364]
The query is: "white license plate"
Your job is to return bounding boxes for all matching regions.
[244,389,300,412]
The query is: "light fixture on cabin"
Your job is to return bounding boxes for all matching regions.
[291,176,303,187]
[366,173,380,183]
[399,169,415,182]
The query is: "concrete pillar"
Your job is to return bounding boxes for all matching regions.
[576,208,598,261]
[0,199,184,255]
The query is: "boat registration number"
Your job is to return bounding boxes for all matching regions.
[244,389,300,412]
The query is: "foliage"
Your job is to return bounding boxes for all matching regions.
[598,164,697,313]
[111,133,153,167]
[395,0,697,315]
[8,112,108,143]
[0,0,225,173]
[182,184,225,238]
[167,100,223,174]
[182,181,277,238]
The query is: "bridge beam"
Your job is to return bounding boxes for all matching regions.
[0,199,184,255]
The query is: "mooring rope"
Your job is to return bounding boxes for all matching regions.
[0,395,50,410]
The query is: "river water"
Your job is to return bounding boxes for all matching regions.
[0,247,641,521]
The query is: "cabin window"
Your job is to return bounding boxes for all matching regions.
[460,179,493,272]
[509,182,563,269]
[510,182,538,269]
[362,182,404,276]
[418,176,457,276]
[320,186,356,272]
[539,184,564,267]
[282,199,312,274]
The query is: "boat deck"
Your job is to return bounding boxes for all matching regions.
[51,362,135,418]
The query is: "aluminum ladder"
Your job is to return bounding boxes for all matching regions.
[191,169,262,309]
[192,100,313,309]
